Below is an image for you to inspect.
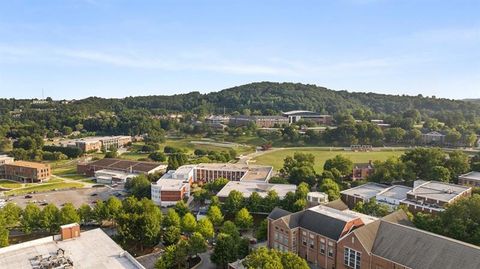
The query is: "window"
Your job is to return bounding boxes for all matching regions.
[302,236,307,246]
[320,240,326,254]
[344,247,361,269]
[328,245,334,257]
[274,232,279,240]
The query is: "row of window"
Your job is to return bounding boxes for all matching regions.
[344,247,361,269]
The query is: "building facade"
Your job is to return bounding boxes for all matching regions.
[351,161,374,181]
[0,155,14,178]
[458,171,480,187]
[4,161,51,182]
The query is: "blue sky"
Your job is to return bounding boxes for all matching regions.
[0,0,479,100]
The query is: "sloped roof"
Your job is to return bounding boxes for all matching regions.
[324,199,349,211]
[267,207,291,220]
[372,222,480,269]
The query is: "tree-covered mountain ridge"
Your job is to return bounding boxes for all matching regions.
[3,82,480,118]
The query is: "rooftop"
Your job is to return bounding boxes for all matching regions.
[7,160,50,169]
[83,158,166,174]
[216,181,297,199]
[409,181,471,202]
[307,205,360,222]
[153,179,188,191]
[0,228,144,269]
[376,185,412,200]
[459,171,480,181]
[340,183,389,199]
[282,110,328,116]
[196,163,273,182]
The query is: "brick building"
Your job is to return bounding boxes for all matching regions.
[351,161,374,181]
[4,161,51,183]
[458,171,480,187]
[77,158,166,177]
[0,155,14,178]
[267,206,365,269]
[336,211,480,269]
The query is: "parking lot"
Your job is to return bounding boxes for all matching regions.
[5,185,127,208]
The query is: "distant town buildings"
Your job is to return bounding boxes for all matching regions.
[3,160,51,183]
[0,223,145,269]
[421,131,446,145]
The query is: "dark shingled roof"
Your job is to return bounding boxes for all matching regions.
[372,222,480,269]
[267,207,291,220]
[324,199,349,211]
[274,207,359,241]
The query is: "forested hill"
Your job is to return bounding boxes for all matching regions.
[1,82,480,120]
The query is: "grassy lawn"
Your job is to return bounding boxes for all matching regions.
[253,148,405,172]
[121,152,150,160]
[52,166,77,176]
[5,182,85,196]
[0,180,22,189]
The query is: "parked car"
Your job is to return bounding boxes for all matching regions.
[25,195,33,199]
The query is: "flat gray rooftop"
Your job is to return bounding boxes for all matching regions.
[340,183,389,199]
[410,181,471,202]
[216,181,297,198]
[0,229,144,269]
[377,185,412,200]
[459,171,480,181]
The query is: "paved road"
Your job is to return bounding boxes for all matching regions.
[197,250,215,269]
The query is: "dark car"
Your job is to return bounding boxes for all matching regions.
[91,193,98,196]
[25,195,33,199]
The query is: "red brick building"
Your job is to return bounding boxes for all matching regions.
[351,161,374,181]
[4,161,51,182]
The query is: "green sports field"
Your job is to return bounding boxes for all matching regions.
[252,148,405,172]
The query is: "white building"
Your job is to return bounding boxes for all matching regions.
[94,169,137,185]
[375,185,412,210]
[216,181,297,201]
[307,192,329,207]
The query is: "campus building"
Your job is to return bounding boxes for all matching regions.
[400,180,471,214]
[4,161,51,183]
[77,158,167,184]
[351,161,374,181]
[336,211,480,269]
[0,223,145,269]
[282,110,333,125]
[421,131,446,145]
[151,163,273,206]
[341,183,413,210]
[216,181,297,202]
[59,136,132,152]
[0,155,14,178]
[458,171,480,187]
[229,115,290,128]
[267,206,366,268]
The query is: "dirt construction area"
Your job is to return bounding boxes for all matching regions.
[5,186,126,208]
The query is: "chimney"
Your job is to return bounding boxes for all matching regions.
[60,223,81,241]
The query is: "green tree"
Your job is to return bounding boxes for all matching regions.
[242,247,283,269]
[235,208,253,231]
[125,174,151,199]
[207,205,224,227]
[164,208,181,228]
[21,203,41,233]
[319,178,340,201]
[40,204,61,233]
[353,198,390,217]
[255,219,268,241]
[211,233,238,268]
[106,196,123,222]
[155,245,176,269]
[174,200,190,217]
[281,152,317,185]
[196,218,215,239]
[149,151,166,162]
[223,190,244,216]
[324,155,353,177]
[188,232,207,257]
[262,190,280,212]
[431,166,451,182]
[0,214,9,247]
[164,225,181,246]
[60,203,80,225]
[77,204,94,225]
[181,213,197,234]
[1,202,22,227]
[220,220,240,239]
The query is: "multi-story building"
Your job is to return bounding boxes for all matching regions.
[151,165,196,206]
[421,131,446,145]
[61,136,132,153]
[0,155,14,177]
[77,158,167,179]
[351,161,374,181]
[306,192,329,207]
[336,211,480,269]
[267,206,365,268]
[229,115,289,128]
[4,161,51,183]
[194,163,273,183]
[341,183,412,210]
[400,180,471,214]
[216,181,297,202]
[282,110,333,125]
[151,163,273,206]
[458,171,480,187]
